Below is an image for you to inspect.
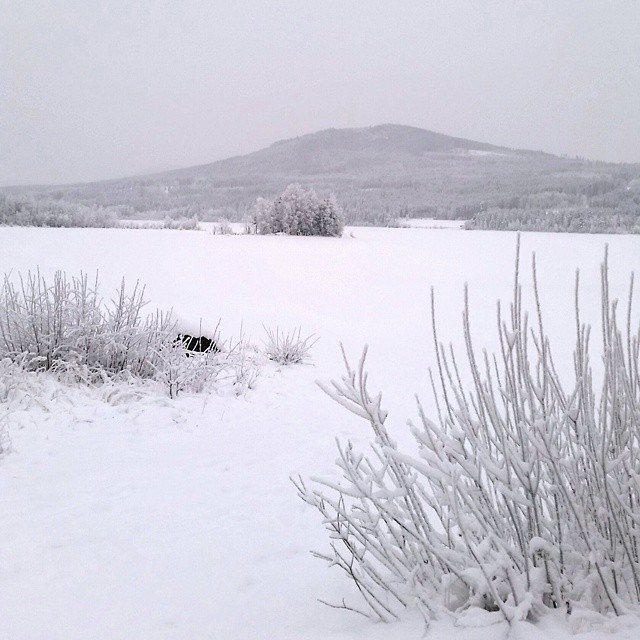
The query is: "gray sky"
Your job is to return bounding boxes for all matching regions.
[1,1,639,185]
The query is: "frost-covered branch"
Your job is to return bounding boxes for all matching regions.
[297,239,640,626]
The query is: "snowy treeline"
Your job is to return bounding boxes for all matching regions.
[161,215,200,230]
[296,243,640,626]
[0,193,119,228]
[249,184,344,236]
[120,216,204,231]
[4,127,638,233]
[467,206,640,234]
[125,205,217,224]
[0,194,207,231]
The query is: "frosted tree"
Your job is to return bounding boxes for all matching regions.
[251,197,277,234]
[250,184,344,236]
[315,195,344,237]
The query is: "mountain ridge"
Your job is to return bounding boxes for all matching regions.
[2,124,637,228]
[160,123,550,182]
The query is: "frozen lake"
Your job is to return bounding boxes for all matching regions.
[2,224,638,412]
[1,225,639,640]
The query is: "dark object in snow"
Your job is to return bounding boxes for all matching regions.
[175,333,218,354]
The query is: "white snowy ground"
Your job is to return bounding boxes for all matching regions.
[1,225,639,640]
[401,218,466,229]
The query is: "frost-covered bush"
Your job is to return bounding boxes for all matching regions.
[0,270,262,398]
[250,184,344,237]
[211,218,234,235]
[0,358,49,455]
[162,215,201,230]
[155,324,259,398]
[0,271,174,380]
[295,241,640,627]
[120,216,202,231]
[0,358,20,454]
[263,327,317,365]
[157,341,224,399]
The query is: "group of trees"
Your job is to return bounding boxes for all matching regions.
[0,186,348,237]
[249,184,344,237]
[467,205,640,234]
[0,194,206,231]
[0,193,118,228]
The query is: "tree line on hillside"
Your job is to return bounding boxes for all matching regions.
[2,154,638,232]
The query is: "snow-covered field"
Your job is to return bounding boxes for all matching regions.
[401,218,466,229]
[1,225,639,640]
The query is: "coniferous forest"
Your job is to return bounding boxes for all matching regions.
[2,125,639,233]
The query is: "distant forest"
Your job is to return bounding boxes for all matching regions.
[2,125,639,234]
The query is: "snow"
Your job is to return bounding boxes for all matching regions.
[402,218,466,229]
[464,149,511,157]
[1,225,639,639]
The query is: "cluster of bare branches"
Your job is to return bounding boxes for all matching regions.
[295,240,639,627]
[0,271,174,381]
[160,327,261,399]
[263,326,318,365]
[0,271,262,397]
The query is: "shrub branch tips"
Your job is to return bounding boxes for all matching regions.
[294,238,640,628]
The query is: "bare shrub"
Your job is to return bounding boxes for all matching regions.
[211,218,234,235]
[156,342,226,399]
[226,335,262,396]
[0,271,174,380]
[294,240,640,627]
[155,323,255,398]
[263,326,317,365]
[0,358,23,454]
[162,215,201,230]
[0,271,262,398]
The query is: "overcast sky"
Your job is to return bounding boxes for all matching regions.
[1,1,639,185]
